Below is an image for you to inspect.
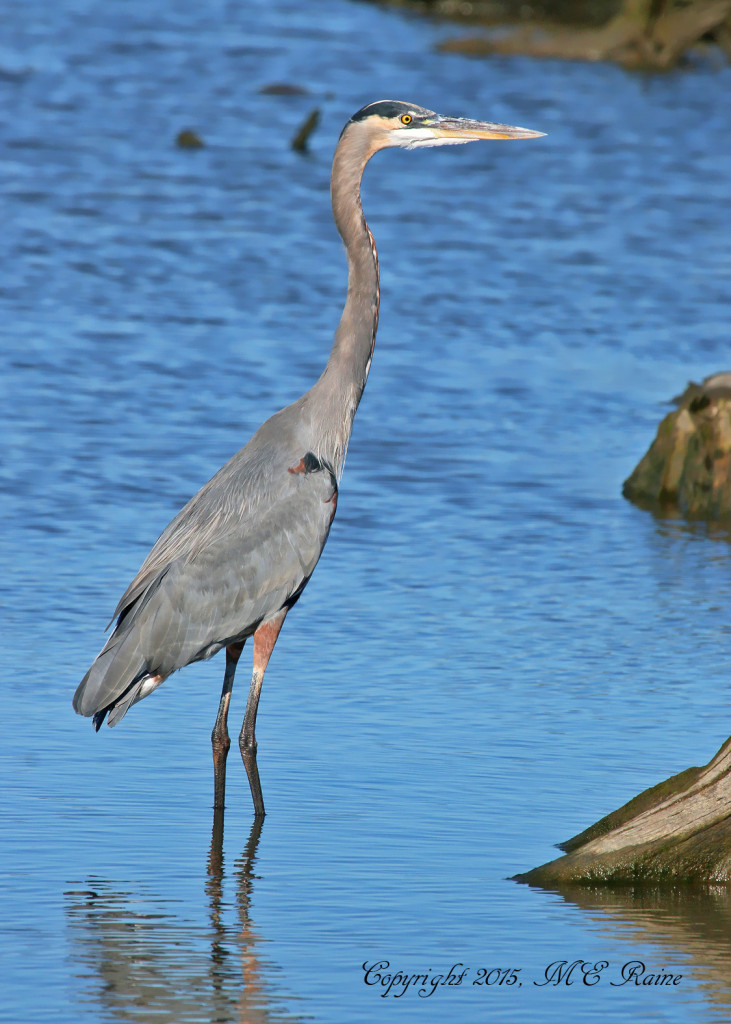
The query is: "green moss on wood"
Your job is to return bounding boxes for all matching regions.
[517,815,731,887]
[560,763,704,853]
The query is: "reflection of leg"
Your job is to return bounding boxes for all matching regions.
[211,642,244,809]
[236,816,264,932]
[239,610,287,818]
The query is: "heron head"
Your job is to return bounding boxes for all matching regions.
[346,100,545,150]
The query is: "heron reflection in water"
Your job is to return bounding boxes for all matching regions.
[66,817,292,1023]
[73,100,544,816]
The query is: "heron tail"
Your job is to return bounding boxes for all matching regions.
[73,630,154,728]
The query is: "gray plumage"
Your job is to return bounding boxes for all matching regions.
[76,425,336,724]
[73,100,544,817]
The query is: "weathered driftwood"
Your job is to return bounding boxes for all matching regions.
[515,735,731,885]
[433,0,731,68]
[623,373,731,519]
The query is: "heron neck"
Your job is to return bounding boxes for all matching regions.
[311,129,380,477]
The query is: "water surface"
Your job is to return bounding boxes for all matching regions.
[2,1,731,1021]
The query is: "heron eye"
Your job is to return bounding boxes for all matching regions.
[400,114,412,125]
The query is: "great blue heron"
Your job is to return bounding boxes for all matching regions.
[73,100,544,817]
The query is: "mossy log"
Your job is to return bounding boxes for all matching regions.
[623,373,731,519]
[515,735,731,885]
[435,0,731,69]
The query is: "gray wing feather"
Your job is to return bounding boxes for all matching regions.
[110,433,289,623]
[74,431,336,722]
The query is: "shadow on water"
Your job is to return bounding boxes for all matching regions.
[526,883,731,1014]
[65,813,302,1024]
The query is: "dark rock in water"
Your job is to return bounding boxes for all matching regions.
[623,373,731,519]
[175,129,204,149]
[515,735,731,885]
[259,83,309,95]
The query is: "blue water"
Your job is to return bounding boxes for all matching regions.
[2,1,731,1021]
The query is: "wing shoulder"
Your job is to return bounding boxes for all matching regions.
[111,412,337,637]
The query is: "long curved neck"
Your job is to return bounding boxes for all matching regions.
[310,125,380,478]
[329,128,380,390]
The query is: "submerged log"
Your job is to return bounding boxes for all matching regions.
[623,373,731,519]
[175,129,204,149]
[291,108,320,153]
[515,735,731,885]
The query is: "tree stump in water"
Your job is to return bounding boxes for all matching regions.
[515,735,731,885]
[436,0,731,69]
[623,372,731,520]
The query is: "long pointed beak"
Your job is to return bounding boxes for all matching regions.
[428,116,545,141]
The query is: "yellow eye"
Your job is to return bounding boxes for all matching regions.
[400,114,412,125]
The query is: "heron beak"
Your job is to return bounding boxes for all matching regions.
[427,116,545,141]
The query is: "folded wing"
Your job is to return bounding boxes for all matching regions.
[73,445,337,725]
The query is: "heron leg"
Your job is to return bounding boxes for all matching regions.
[239,610,287,818]
[211,641,245,810]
